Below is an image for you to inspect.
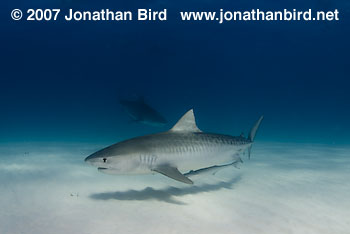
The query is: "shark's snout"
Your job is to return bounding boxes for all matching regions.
[84,148,115,173]
[85,152,104,165]
[84,154,96,163]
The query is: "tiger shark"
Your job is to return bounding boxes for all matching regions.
[85,109,263,184]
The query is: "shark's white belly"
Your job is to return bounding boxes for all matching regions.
[132,144,246,174]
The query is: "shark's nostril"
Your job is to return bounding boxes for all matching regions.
[103,158,107,163]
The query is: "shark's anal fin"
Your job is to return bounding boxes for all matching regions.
[152,165,193,184]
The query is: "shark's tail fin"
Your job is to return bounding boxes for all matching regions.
[247,116,264,159]
[248,116,264,142]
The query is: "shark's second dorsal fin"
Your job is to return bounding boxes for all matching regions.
[170,109,202,132]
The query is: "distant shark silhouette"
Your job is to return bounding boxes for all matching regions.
[119,97,167,126]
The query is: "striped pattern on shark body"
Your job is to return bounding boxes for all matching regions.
[85,109,263,184]
[145,133,250,155]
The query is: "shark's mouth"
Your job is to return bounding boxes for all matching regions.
[98,167,108,170]
[97,167,121,175]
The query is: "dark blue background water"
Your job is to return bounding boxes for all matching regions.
[1,0,349,144]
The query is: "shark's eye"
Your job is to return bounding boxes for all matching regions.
[103,158,107,163]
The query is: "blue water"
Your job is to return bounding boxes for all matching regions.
[1,0,349,144]
[0,0,349,233]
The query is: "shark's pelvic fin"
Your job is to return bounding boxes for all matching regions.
[185,159,243,178]
[152,165,193,184]
[170,109,202,132]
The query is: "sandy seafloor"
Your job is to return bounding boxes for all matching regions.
[0,141,349,234]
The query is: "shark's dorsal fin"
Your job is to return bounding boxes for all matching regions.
[170,109,202,132]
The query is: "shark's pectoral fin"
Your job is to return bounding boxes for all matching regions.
[152,165,193,184]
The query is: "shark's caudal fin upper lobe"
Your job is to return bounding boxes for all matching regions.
[248,116,264,142]
[247,116,264,159]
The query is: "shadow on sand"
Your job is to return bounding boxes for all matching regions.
[89,175,242,205]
